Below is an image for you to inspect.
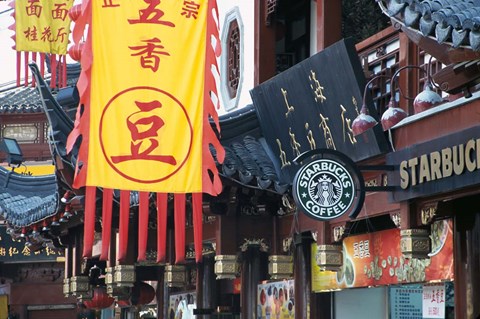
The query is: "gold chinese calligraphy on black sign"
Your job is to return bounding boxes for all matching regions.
[250,39,388,183]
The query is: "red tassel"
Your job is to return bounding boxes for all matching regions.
[31,52,37,87]
[100,188,113,261]
[16,51,20,87]
[40,53,45,78]
[82,186,96,258]
[63,55,67,87]
[50,54,57,89]
[117,190,130,262]
[24,51,28,86]
[137,192,150,261]
[57,56,63,88]
[192,193,203,263]
[156,193,168,263]
[174,193,186,263]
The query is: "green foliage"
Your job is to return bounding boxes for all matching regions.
[342,0,391,43]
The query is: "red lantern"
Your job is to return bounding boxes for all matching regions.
[68,42,84,62]
[68,4,82,22]
[116,282,156,307]
[131,281,155,306]
[83,286,114,310]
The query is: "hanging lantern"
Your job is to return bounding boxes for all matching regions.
[68,4,82,22]
[400,229,430,259]
[117,282,156,307]
[315,244,343,272]
[214,255,238,280]
[68,42,85,62]
[268,255,293,280]
[70,276,92,300]
[113,265,136,288]
[83,286,115,310]
[63,278,71,298]
[164,265,186,287]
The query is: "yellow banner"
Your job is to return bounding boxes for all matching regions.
[88,0,208,193]
[15,0,73,54]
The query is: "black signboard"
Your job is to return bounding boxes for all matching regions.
[0,226,64,263]
[387,126,480,202]
[250,38,389,184]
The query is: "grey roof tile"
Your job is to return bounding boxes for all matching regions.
[381,0,480,50]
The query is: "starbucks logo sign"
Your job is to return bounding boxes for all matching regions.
[293,150,364,221]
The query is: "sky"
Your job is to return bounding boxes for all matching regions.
[0,2,16,87]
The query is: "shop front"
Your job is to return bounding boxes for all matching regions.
[312,220,454,318]
[386,123,480,318]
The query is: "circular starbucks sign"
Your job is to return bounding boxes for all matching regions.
[293,151,364,221]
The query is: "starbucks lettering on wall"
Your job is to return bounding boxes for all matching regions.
[293,149,365,221]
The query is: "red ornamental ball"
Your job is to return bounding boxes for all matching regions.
[131,281,155,306]
[83,286,114,310]
[117,282,156,307]
[68,4,82,22]
[68,42,84,61]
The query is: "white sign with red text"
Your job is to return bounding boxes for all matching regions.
[423,283,445,318]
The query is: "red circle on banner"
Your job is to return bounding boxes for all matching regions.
[99,86,192,183]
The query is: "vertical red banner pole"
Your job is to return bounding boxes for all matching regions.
[23,51,29,87]
[63,55,67,87]
[82,186,96,258]
[174,193,186,263]
[192,193,203,263]
[99,188,113,261]
[50,54,57,89]
[156,193,168,263]
[16,51,21,87]
[40,53,45,78]
[31,52,37,87]
[117,190,130,262]
[137,192,150,262]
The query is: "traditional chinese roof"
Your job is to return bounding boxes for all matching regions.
[0,166,58,227]
[218,105,288,194]
[379,0,480,51]
[0,87,43,114]
[0,62,80,115]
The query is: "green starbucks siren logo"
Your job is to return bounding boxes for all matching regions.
[293,158,356,221]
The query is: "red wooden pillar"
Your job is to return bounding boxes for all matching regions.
[254,0,277,85]
[316,0,342,52]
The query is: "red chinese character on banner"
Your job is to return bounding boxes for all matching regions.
[128,0,175,27]
[41,26,54,42]
[24,26,39,41]
[181,1,200,19]
[55,27,68,42]
[26,0,42,17]
[129,38,170,72]
[51,3,69,21]
[110,100,176,165]
[102,0,120,8]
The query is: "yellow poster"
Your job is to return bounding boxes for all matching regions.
[15,0,73,54]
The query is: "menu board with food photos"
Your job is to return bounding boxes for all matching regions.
[257,279,294,319]
[312,219,453,292]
